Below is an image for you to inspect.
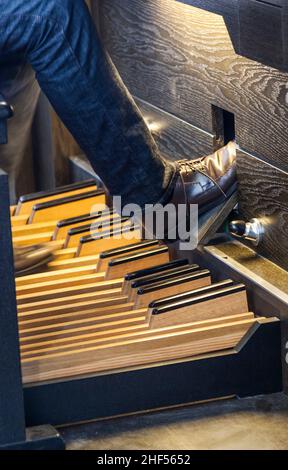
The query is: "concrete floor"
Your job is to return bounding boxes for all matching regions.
[61,392,288,450]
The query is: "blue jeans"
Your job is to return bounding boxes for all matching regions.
[0,0,176,207]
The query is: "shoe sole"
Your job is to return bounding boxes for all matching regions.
[198,191,238,246]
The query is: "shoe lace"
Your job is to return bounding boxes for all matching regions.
[178,158,206,173]
[177,158,227,198]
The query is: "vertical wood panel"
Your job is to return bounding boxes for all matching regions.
[100,0,288,170]
[136,98,213,160]
[237,150,288,271]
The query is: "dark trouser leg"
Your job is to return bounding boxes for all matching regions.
[0,0,176,208]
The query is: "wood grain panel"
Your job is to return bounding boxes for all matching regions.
[100,0,288,169]
[135,98,213,160]
[237,149,288,270]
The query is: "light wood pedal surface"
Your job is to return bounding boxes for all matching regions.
[53,209,117,240]
[17,283,248,348]
[20,312,254,355]
[9,182,278,387]
[75,225,142,257]
[15,180,98,216]
[21,317,275,384]
[17,288,125,312]
[16,279,124,305]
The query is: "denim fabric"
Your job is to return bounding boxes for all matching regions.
[0,0,176,208]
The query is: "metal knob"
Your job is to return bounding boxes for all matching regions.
[229,218,264,246]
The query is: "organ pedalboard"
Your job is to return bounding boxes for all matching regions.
[6,178,283,428]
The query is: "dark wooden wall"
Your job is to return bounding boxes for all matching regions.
[98,0,288,271]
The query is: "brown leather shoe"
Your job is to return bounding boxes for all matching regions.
[141,141,237,242]
[172,141,237,215]
[14,244,56,277]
